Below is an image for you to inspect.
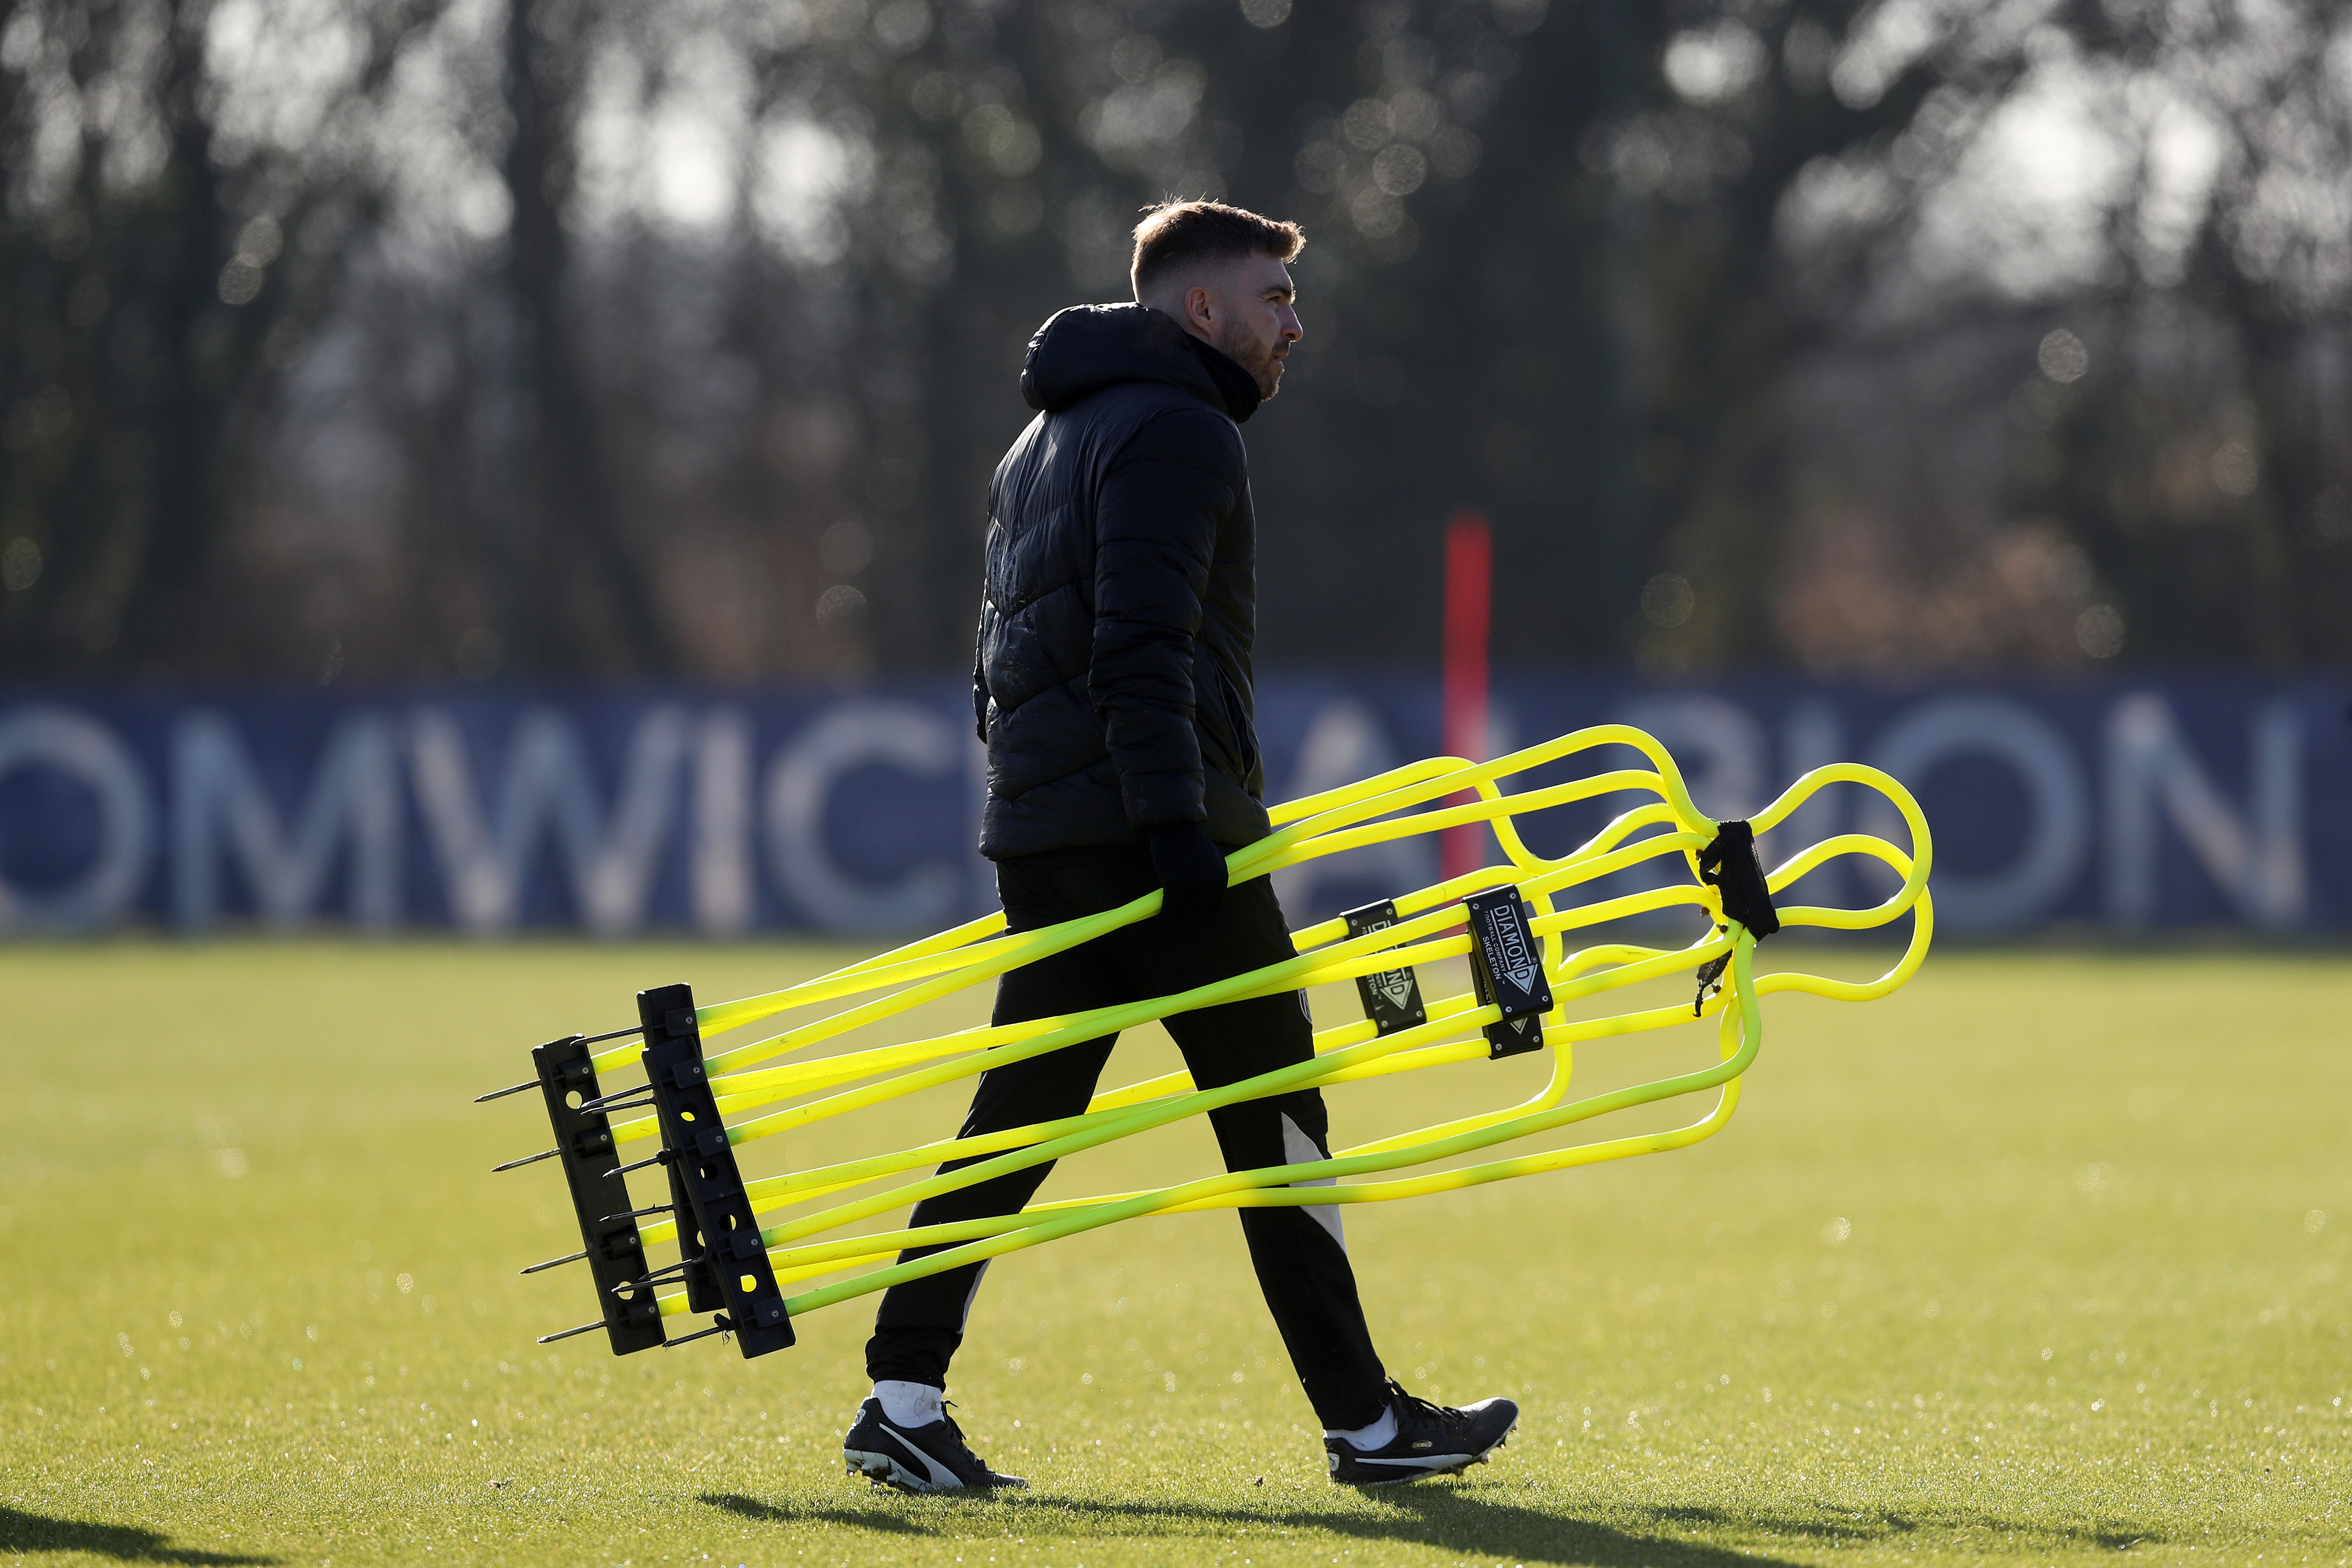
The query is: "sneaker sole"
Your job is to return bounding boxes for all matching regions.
[1335,1420,1517,1487]
[845,1447,1026,1495]
[846,1446,962,1494]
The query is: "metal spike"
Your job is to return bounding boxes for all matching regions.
[612,1255,704,1294]
[663,1317,733,1349]
[602,1152,669,1179]
[474,1080,538,1104]
[577,1092,656,1115]
[599,1204,673,1224]
[578,1024,646,1047]
[535,1321,607,1345]
[492,1149,560,1173]
[519,1250,588,1276]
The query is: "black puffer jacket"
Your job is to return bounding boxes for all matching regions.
[973,303,1271,860]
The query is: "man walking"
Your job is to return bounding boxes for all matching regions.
[842,201,1518,1494]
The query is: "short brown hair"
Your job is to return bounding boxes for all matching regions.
[1130,200,1304,298]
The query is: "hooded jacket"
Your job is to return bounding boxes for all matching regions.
[973,302,1271,860]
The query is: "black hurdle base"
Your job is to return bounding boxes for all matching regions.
[636,984,795,1358]
[530,1034,666,1354]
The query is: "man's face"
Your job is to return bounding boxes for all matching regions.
[1189,253,1303,400]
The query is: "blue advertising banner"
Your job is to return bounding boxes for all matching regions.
[0,677,2343,935]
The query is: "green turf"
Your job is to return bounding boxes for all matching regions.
[2,939,2346,1567]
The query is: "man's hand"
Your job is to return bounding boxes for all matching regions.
[1150,822,1227,917]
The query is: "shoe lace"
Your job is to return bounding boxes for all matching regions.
[1386,1378,1471,1433]
[933,1401,995,1481]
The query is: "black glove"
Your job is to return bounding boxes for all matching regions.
[1150,821,1227,918]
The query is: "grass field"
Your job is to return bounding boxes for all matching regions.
[2,939,2346,1568]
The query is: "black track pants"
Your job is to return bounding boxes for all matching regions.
[863,847,1390,1429]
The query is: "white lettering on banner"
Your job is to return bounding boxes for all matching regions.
[2103,694,2304,928]
[1610,696,1767,917]
[1474,697,1519,866]
[1618,695,1768,821]
[1767,700,1845,902]
[171,712,401,929]
[409,706,689,934]
[0,706,155,930]
[1865,695,2089,931]
[764,700,963,933]
[1272,699,1434,916]
[692,708,754,935]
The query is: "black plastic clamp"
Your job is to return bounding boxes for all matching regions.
[529,1034,665,1354]
[1464,886,1552,1059]
[1693,819,1780,1013]
[636,984,795,1358]
[1340,900,1427,1036]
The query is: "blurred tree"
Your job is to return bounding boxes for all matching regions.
[2025,0,2352,666]
[6,0,2345,683]
[1162,0,1949,668]
[1763,0,2352,671]
[496,0,676,676]
[0,0,443,678]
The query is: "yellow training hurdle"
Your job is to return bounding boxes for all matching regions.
[493,723,1933,1356]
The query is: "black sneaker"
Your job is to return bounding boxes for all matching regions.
[842,1398,1027,1494]
[1325,1379,1519,1486]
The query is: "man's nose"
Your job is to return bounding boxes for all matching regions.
[1279,307,1303,343]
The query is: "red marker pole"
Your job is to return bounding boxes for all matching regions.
[1441,511,1491,883]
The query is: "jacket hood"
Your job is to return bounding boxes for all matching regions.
[1019,303,1260,424]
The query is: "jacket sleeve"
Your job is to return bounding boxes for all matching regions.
[1088,406,1240,830]
[970,608,990,742]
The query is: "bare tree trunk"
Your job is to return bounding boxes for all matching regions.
[500,0,672,677]
[117,0,228,671]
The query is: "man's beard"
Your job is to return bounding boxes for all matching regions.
[1215,322,1284,400]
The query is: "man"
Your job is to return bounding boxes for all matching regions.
[842,201,1517,1493]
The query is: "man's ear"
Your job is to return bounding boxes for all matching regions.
[1183,282,1216,332]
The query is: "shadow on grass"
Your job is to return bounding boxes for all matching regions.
[703,1494,936,1537]
[1636,1504,2156,1555]
[0,1505,277,1565]
[704,1487,1807,1566]
[707,1487,2165,1565]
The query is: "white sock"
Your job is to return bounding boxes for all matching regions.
[873,1380,944,1428]
[1325,1406,1397,1451]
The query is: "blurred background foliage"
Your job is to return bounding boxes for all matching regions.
[2,0,2347,685]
